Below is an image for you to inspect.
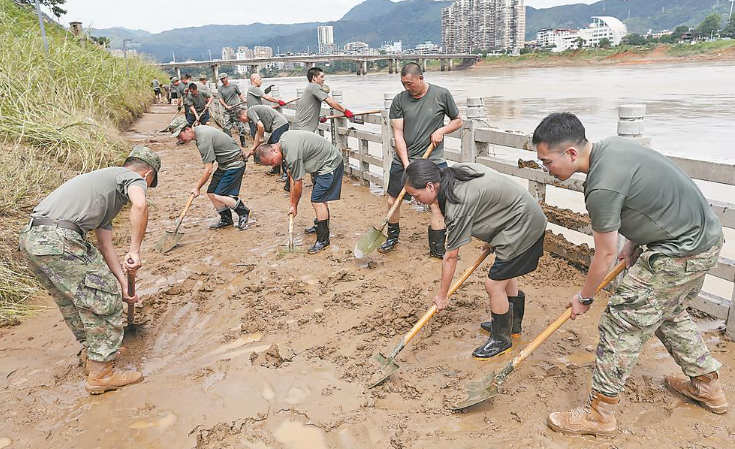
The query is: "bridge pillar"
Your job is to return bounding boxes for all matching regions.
[447,58,453,71]
[175,67,181,79]
[211,64,219,87]
[361,60,368,76]
[421,58,427,72]
[249,65,259,76]
[388,59,393,74]
[440,59,446,72]
[305,62,315,70]
[355,61,361,76]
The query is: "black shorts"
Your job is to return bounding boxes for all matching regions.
[488,233,545,281]
[207,165,246,197]
[310,163,344,203]
[386,160,448,199]
[268,123,289,144]
[171,93,179,99]
[186,110,210,125]
[154,88,161,94]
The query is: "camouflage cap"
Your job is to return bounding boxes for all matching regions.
[127,145,161,187]
[171,76,179,82]
[218,72,228,80]
[199,74,208,80]
[321,83,330,94]
[167,116,188,133]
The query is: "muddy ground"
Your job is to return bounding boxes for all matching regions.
[1,105,734,449]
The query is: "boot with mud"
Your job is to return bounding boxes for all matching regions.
[307,219,330,254]
[547,391,619,437]
[85,360,142,395]
[472,306,513,359]
[306,210,329,234]
[209,208,233,229]
[665,371,728,414]
[232,199,251,230]
[377,222,400,254]
[481,291,525,336]
[83,346,129,375]
[428,226,446,259]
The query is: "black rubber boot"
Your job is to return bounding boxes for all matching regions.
[481,291,525,336]
[232,199,250,230]
[209,208,233,229]
[283,179,290,192]
[305,210,329,234]
[307,219,330,254]
[428,226,446,259]
[473,306,513,359]
[377,222,400,254]
[240,135,247,147]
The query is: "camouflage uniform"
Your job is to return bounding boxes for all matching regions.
[592,234,724,397]
[19,224,124,362]
[222,105,247,138]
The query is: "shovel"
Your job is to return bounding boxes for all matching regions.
[273,98,300,109]
[155,193,195,253]
[354,143,435,258]
[264,85,275,94]
[368,247,493,388]
[277,214,299,256]
[125,259,137,332]
[159,110,181,132]
[319,110,382,124]
[450,261,626,411]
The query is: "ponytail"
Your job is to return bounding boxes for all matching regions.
[404,160,484,213]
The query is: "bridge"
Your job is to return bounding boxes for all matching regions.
[158,53,481,82]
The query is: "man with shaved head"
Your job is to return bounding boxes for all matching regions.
[247,73,287,174]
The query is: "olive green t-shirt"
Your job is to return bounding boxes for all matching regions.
[247,105,288,133]
[247,86,265,107]
[31,167,147,234]
[193,125,245,170]
[389,84,460,164]
[280,130,342,180]
[217,83,242,106]
[184,90,211,113]
[584,136,721,257]
[443,164,547,260]
[197,81,211,95]
[292,82,329,132]
[177,82,188,97]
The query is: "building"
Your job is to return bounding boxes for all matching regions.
[344,41,370,54]
[540,16,627,52]
[415,41,440,54]
[317,26,335,54]
[536,28,579,48]
[234,46,254,74]
[221,46,235,60]
[253,46,273,59]
[379,40,402,53]
[442,0,526,53]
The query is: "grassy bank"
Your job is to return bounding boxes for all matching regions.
[0,0,167,325]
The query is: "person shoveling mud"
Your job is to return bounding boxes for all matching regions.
[534,113,728,437]
[18,145,160,395]
[173,123,252,230]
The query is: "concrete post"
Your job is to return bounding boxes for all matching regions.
[440,59,446,72]
[421,58,427,72]
[356,61,362,76]
[388,59,394,74]
[460,97,486,164]
[331,91,348,151]
[380,92,396,191]
[212,64,219,88]
[617,104,646,139]
[361,60,368,76]
[447,58,453,71]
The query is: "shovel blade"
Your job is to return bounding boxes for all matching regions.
[354,227,387,259]
[367,352,400,388]
[155,230,184,253]
[450,372,499,411]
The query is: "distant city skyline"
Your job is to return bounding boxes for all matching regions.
[50,0,597,34]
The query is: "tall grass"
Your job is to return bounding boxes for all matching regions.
[0,0,167,325]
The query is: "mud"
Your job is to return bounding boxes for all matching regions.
[1,105,733,448]
[541,203,591,232]
[517,159,541,170]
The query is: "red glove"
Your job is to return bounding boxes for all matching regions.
[277,100,286,107]
[343,109,354,119]
[319,116,327,123]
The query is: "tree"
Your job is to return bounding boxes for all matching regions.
[623,33,646,46]
[670,25,689,41]
[91,35,110,47]
[722,14,735,38]
[598,37,612,48]
[572,37,586,49]
[19,0,66,18]
[696,13,721,39]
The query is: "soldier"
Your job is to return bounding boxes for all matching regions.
[197,74,211,95]
[152,78,162,103]
[19,146,161,395]
[174,124,251,230]
[292,67,352,133]
[170,77,182,108]
[381,62,463,258]
[534,113,727,437]
[217,72,248,146]
[238,105,290,187]
[254,130,343,254]
[184,83,213,126]
[246,73,283,108]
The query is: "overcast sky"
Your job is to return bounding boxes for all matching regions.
[53,0,597,33]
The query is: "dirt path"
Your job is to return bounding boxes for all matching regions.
[1,106,734,448]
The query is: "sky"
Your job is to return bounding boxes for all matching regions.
[52,0,597,33]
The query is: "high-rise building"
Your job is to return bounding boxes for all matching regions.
[442,0,525,53]
[253,46,273,59]
[221,46,235,60]
[235,46,253,74]
[317,26,335,54]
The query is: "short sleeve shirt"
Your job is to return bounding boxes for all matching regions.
[218,83,242,106]
[194,125,245,170]
[292,82,330,132]
[32,167,147,233]
[247,105,288,133]
[152,79,160,88]
[279,130,342,180]
[177,82,188,97]
[584,137,721,257]
[247,86,265,107]
[389,84,460,164]
[185,90,211,113]
[443,164,547,260]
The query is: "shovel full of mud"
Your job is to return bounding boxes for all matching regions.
[368,248,492,388]
[277,214,302,257]
[156,193,195,253]
[450,261,626,411]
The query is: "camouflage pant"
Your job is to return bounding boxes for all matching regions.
[222,106,247,137]
[592,234,724,396]
[19,224,124,362]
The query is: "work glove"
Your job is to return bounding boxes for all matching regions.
[319,116,327,123]
[177,105,182,112]
[344,109,354,119]
[277,100,286,107]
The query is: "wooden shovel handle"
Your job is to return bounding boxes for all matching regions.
[510,261,626,369]
[325,110,382,120]
[288,213,294,243]
[402,248,493,346]
[126,258,136,325]
[172,193,195,234]
[380,143,436,230]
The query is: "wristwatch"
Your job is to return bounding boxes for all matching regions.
[577,292,594,306]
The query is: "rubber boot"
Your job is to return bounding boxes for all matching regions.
[209,208,233,229]
[665,371,728,414]
[85,360,143,395]
[83,347,129,376]
[547,391,619,437]
[232,199,250,230]
[377,222,400,254]
[306,211,329,234]
[472,306,513,359]
[283,179,290,192]
[481,291,525,336]
[308,219,330,254]
[428,226,446,259]
[240,135,247,147]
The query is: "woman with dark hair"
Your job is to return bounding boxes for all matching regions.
[404,159,547,359]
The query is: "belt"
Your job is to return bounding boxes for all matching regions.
[30,217,84,236]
